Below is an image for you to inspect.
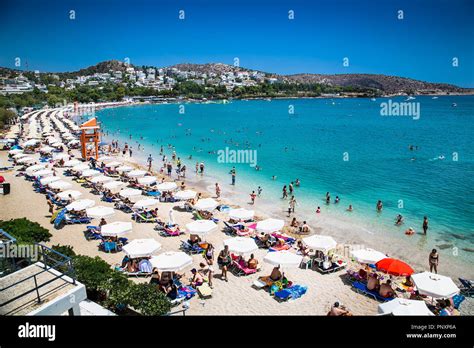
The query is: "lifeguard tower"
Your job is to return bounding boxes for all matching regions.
[80,117,100,160]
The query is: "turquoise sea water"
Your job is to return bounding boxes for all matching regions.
[96,96,474,265]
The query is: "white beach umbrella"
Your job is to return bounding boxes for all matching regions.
[156,181,177,191]
[97,155,111,162]
[105,161,122,168]
[228,208,255,221]
[13,153,28,159]
[23,139,39,146]
[116,165,133,173]
[174,190,197,201]
[133,198,159,209]
[25,164,46,175]
[57,190,82,200]
[120,188,143,198]
[72,163,90,171]
[194,198,218,212]
[378,298,434,316]
[39,146,54,153]
[9,149,23,155]
[90,175,114,184]
[103,181,126,191]
[51,142,64,148]
[137,176,157,186]
[186,220,218,236]
[122,239,162,258]
[17,156,35,164]
[49,180,73,190]
[101,221,132,237]
[86,206,115,219]
[127,169,147,178]
[224,237,258,255]
[263,250,303,268]
[81,169,101,177]
[149,251,193,272]
[40,176,61,185]
[302,235,337,254]
[351,248,387,264]
[411,272,460,299]
[256,218,284,233]
[66,199,96,211]
[63,159,82,167]
[34,169,54,177]
[53,153,69,161]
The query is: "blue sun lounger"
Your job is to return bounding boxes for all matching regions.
[459,278,474,296]
[352,281,392,302]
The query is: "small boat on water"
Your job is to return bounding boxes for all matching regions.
[452,103,457,107]
[405,96,416,101]
[371,98,376,101]
[432,96,438,99]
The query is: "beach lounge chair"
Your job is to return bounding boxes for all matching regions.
[459,278,474,296]
[197,283,213,299]
[132,211,157,223]
[274,285,307,302]
[180,240,204,254]
[65,214,92,225]
[84,226,103,240]
[317,261,346,274]
[144,190,160,197]
[159,226,183,237]
[100,241,122,253]
[231,260,258,276]
[269,244,291,252]
[352,281,392,302]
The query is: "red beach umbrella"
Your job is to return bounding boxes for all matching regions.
[376,258,414,276]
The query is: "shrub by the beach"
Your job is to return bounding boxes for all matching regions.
[127,283,171,316]
[72,255,116,297]
[51,244,76,258]
[0,218,52,244]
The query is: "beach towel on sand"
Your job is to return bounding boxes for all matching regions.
[274,285,307,301]
[178,286,197,299]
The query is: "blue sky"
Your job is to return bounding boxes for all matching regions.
[0,0,473,86]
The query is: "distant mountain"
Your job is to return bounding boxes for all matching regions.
[284,73,466,95]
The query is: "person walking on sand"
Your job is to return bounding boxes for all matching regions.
[199,162,205,175]
[250,191,257,205]
[230,166,236,185]
[423,216,429,235]
[195,162,199,174]
[257,186,262,196]
[289,196,297,213]
[429,249,439,274]
[147,154,153,171]
[215,183,221,198]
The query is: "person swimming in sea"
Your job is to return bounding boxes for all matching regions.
[335,196,340,204]
[326,192,331,204]
[295,179,300,187]
[347,204,353,212]
[395,214,404,226]
[316,206,321,214]
[376,200,383,212]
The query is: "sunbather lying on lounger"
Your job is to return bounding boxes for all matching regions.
[367,272,380,291]
[379,279,397,298]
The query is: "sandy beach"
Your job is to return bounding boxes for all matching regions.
[1,107,472,316]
